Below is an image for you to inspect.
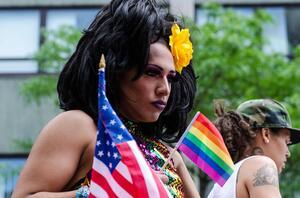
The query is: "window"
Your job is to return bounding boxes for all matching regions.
[0,10,40,73]
[46,9,98,30]
[196,5,300,55]
[0,154,27,198]
[0,8,99,74]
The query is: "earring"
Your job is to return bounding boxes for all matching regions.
[265,139,269,143]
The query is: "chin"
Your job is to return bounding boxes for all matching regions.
[142,113,160,123]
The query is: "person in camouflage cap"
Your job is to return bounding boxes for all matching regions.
[237,99,300,145]
[208,99,300,198]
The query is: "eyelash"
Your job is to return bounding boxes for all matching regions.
[144,69,178,83]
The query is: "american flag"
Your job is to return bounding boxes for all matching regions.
[88,66,170,198]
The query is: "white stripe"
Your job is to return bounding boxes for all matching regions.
[127,141,161,198]
[90,181,109,198]
[116,161,132,183]
[93,157,133,198]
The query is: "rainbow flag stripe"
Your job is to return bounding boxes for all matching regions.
[178,112,234,186]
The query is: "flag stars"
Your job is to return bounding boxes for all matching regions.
[96,141,101,146]
[98,150,104,157]
[110,119,116,125]
[117,134,123,141]
[111,142,116,147]
[109,163,112,169]
[113,152,118,159]
[107,151,111,157]
[102,105,108,110]
[120,125,126,130]
[106,140,110,145]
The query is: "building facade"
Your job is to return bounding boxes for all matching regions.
[1,0,300,197]
[1,0,300,152]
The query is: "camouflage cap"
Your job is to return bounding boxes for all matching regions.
[236,99,300,145]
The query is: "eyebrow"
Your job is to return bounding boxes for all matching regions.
[147,64,176,74]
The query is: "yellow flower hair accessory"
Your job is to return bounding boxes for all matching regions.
[169,23,193,74]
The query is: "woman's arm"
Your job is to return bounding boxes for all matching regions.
[239,156,281,198]
[12,111,96,198]
[172,150,201,198]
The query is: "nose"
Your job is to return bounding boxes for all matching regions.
[156,76,171,96]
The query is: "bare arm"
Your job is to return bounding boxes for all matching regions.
[172,150,201,198]
[12,111,96,198]
[241,156,281,198]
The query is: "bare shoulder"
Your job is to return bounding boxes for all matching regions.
[31,110,97,162]
[41,110,96,142]
[238,156,280,198]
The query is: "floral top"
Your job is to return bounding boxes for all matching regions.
[123,119,184,197]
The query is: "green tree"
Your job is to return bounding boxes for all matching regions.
[21,6,300,197]
[187,3,300,197]
[21,25,82,104]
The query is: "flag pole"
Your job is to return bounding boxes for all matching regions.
[159,112,200,173]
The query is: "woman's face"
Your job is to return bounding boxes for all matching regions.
[265,128,291,173]
[118,41,176,122]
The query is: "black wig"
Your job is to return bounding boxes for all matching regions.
[57,0,196,143]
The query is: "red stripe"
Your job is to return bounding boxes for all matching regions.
[112,169,135,196]
[91,168,118,198]
[117,142,149,198]
[150,168,170,197]
[88,193,96,198]
[196,113,223,140]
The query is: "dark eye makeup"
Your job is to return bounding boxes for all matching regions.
[144,64,179,83]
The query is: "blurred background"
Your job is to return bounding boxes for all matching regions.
[0,0,300,197]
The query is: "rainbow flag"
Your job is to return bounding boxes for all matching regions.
[177,112,234,186]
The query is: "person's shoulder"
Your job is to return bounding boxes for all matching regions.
[40,110,97,143]
[242,155,277,170]
[238,155,278,190]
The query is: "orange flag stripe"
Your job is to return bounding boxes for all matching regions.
[193,120,231,157]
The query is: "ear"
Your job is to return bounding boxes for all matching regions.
[261,128,271,144]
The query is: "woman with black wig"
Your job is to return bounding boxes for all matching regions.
[12,0,200,197]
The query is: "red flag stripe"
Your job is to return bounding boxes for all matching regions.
[196,113,223,140]
[118,142,150,198]
[90,167,118,198]
[89,181,109,198]
[91,157,133,197]
[126,141,170,197]
[112,168,136,196]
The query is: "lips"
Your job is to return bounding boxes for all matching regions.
[151,100,167,110]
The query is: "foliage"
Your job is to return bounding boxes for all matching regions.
[186,3,300,197]
[20,5,300,197]
[13,138,34,153]
[20,25,82,104]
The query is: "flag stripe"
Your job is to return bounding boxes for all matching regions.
[92,157,133,197]
[196,114,223,140]
[118,141,149,198]
[112,169,135,196]
[91,165,118,198]
[181,137,231,180]
[189,126,234,168]
[127,141,169,198]
[117,161,132,183]
[193,120,230,156]
[179,143,227,186]
[90,181,109,198]
[186,132,234,175]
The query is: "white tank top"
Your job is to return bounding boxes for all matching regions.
[207,156,255,198]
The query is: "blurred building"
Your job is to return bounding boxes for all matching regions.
[0,0,300,196]
[2,0,300,153]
